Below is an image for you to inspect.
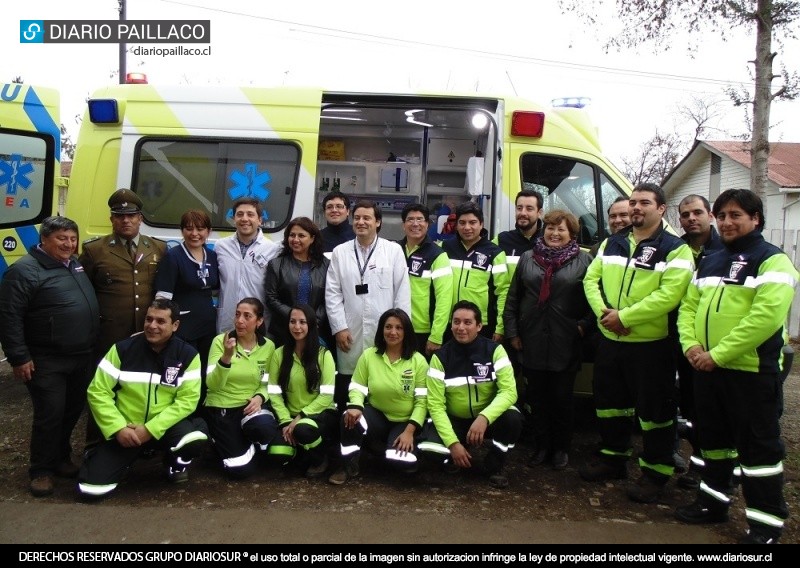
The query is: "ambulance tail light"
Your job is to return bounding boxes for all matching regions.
[511,111,545,138]
[88,99,120,124]
[126,73,148,84]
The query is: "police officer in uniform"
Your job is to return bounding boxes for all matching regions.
[80,189,168,361]
[79,189,167,446]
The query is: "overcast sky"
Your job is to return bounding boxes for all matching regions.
[4,0,799,167]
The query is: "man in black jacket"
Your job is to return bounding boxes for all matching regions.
[0,216,100,497]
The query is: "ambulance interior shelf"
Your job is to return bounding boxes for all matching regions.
[317,160,421,195]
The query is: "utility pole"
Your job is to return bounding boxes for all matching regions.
[118,0,127,83]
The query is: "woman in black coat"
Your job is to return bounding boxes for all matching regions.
[264,217,331,349]
[503,209,593,471]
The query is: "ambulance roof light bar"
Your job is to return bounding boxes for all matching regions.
[551,96,591,109]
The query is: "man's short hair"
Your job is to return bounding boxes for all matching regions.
[401,203,431,223]
[150,298,180,322]
[632,182,666,207]
[40,216,79,238]
[232,197,263,220]
[607,196,628,215]
[454,201,483,224]
[452,300,482,324]
[352,199,382,232]
[515,189,543,210]
[679,194,711,213]
[322,191,351,211]
[712,189,764,229]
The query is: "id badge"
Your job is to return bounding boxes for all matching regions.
[355,283,369,295]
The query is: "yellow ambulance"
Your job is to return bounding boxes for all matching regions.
[0,83,63,280]
[66,83,634,395]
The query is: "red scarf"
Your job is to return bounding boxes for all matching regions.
[531,237,580,306]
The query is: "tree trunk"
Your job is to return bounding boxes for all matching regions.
[751,0,774,225]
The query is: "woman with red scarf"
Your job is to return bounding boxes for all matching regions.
[503,209,594,470]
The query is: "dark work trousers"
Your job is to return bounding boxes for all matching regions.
[78,416,209,495]
[592,336,677,482]
[25,353,94,479]
[419,409,523,473]
[339,404,422,471]
[334,373,352,414]
[206,405,281,479]
[694,368,788,538]
[523,365,579,453]
[675,344,701,466]
[414,332,431,360]
[185,333,215,415]
[271,409,338,468]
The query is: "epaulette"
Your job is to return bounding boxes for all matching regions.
[82,236,102,245]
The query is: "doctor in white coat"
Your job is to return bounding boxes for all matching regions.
[325,199,411,411]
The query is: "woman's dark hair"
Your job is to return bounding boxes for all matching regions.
[236,297,267,338]
[180,209,212,230]
[279,217,325,265]
[278,304,322,394]
[373,308,416,361]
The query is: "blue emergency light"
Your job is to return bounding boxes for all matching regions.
[88,99,120,124]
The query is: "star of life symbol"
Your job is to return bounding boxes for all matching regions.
[474,252,488,267]
[226,163,271,222]
[0,154,34,196]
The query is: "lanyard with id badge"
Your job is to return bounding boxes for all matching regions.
[354,240,376,295]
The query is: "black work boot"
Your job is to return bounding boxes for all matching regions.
[674,497,729,524]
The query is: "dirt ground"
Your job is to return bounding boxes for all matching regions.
[1,344,798,544]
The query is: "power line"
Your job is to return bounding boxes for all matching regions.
[159,0,752,88]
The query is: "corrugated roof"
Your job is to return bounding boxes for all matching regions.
[704,141,800,188]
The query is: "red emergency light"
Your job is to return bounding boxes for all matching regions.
[511,111,545,138]
[125,73,148,84]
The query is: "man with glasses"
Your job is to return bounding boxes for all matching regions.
[397,203,453,357]
[320,192,355,257]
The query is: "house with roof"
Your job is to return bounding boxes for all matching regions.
[662,140,800,337]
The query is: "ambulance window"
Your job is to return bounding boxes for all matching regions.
[599,173,628,239]
[0,130,53,228]
[133,139,300,231]
[520,154,599,246]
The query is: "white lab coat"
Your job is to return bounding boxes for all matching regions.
[215,232,281,333]
[325,237,411,374]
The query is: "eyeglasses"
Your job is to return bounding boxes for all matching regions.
[325,204,347,211]
[404,217,427,225]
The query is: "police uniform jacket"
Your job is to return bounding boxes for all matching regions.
[80,234,166,357]
[678,230,799,374]
[88,333,202,440]
[0,246,100,365]
[427,336,516,448]
[584,224,693,343]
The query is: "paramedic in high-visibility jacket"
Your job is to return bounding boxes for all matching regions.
[396,203,453,358]
[579,183,694,505]
[420,301,522,489]
[442,201,509,341]
[674,189,798,544]
[77,299,209,499]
